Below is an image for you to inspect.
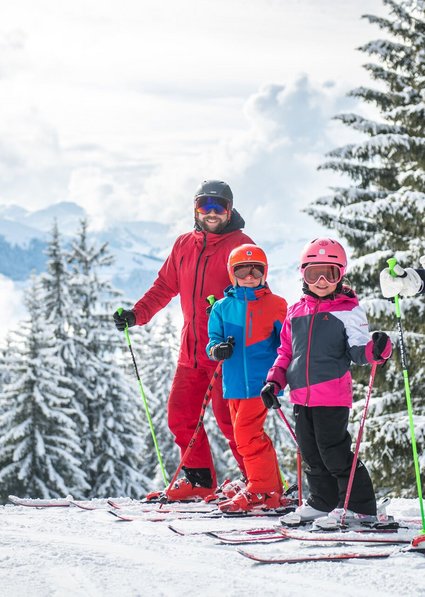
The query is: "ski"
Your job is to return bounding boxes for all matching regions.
[211,526,410,545]
[9,496,71,508]
[108,506,295,522]
[237,544,425,564]
[107,501,217,515]
[273,526,410,544]
[8,495,98,510]
[237,547,398,564]
[107,497,209,508]
[108,510,155,522]
[168,524,279,537]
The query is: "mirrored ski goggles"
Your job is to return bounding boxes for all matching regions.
[233,263,265,279]
[195,196,229,215]
[303,264,342,285]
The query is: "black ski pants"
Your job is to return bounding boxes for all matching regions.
[294,404,376,515]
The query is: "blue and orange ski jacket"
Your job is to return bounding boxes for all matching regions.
[207,284,287,399]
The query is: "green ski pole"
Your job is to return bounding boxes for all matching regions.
[387,258,425,532]
[117,307,168,486]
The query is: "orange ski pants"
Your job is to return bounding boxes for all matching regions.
[229,398,282,494]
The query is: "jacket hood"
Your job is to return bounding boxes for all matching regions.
[194,208,246,234]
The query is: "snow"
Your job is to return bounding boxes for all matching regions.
[0,499,424,597]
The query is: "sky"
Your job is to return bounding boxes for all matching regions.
[0,0,390,337]
[1,0,387,232]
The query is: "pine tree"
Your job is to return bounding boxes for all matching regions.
[39,221,89,497]
[66,219,146,497]
[0,279,85,501]
[305,0,425,495]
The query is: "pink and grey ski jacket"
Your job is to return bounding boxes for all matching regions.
[266,288,374,408]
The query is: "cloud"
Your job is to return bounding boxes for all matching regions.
[0,29,27,79]
[0,107,67,208]
[0,64,360,249]
[131,75,359,244]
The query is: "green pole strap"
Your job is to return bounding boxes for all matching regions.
[206,295,216,307]
[387,259,425,532]
[117,307,169,487]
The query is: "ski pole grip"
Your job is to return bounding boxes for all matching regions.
[117,306,131,345]
[387,257,397,277]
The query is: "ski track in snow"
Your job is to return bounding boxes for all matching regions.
[0,500,424,597]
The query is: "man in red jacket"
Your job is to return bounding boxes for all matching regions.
[113,180,254,500]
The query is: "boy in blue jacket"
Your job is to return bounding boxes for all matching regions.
[207,244,288,512]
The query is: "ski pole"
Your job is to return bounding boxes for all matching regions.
[275,407,303,506]
[162,360,223,503]
[342,362,377,525]
[387,257,425,532]
[117,307,168,486]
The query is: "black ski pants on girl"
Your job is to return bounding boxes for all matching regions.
[294,404,376,515]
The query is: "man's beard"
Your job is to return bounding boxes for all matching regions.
[196,216,229,234]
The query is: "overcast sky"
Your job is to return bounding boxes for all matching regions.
[1,0,392,338]
[1,0,388,236]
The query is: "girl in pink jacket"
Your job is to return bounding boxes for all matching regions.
[261,238,392,525]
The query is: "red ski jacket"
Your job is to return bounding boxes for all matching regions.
[133,211,253,368]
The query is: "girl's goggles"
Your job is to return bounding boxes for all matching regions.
[234,263,265,279]
[195,196,229,215]
[303,264,342,285]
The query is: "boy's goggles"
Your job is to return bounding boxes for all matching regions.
[195,196,229,215]
[233,263,265,279]
[303,264,342,285]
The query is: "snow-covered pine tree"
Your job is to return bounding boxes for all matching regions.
[0,278,85,502]
[67,219,147,497]
[0,338,11,393]
[40,221,90,497]
[136,314,180,489]
[305,0,425,495]
[0,337,13,452]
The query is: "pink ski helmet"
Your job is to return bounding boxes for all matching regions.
[300,238,347,276]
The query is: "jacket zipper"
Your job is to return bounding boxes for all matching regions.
[243,290,250,397]
[305,300,320,406]
[191,234,207,368]
[199,256,209,298]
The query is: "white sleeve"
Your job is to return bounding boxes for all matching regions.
[332,305,370,365]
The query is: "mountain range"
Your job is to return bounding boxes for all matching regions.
[0,202,170,300]
[0,201,310,307]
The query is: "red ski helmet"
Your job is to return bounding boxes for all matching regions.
[228,244,268,285]
[300,238,347,276]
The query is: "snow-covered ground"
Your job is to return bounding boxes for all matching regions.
[0,498,424,597]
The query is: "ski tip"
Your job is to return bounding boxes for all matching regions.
[411,533,425,550]
[168,525,184,535]
[108,509,134,521]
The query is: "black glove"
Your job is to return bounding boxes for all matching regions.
[210,336,235,361]
[113,309,136,331]
[372,331,391,360]
[261,382,281,410]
